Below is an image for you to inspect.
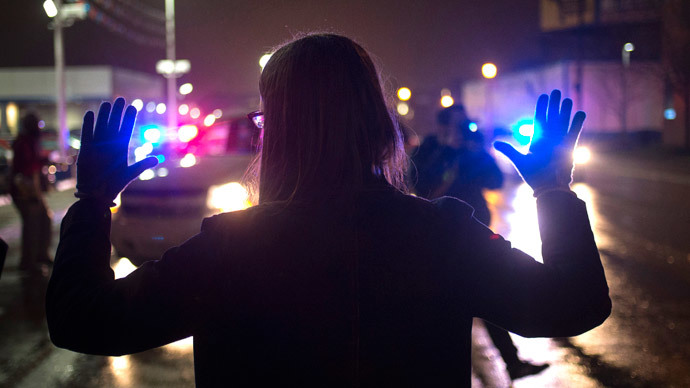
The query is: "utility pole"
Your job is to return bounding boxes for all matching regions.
[165,0,176,133]
[44,0,87,161]
[621,43,634,138]
[54,0,67,162]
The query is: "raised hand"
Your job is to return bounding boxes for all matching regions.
[493,90,585,193]
[75,98,158,204]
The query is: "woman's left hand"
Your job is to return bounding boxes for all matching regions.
[75,98,158,203]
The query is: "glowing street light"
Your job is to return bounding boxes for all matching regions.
[482,63,497,79]
[622,42,635,67]
[179,82,193,95]
[259,53,273,70]
[397,87,411,101]
[43,0,58,17]
[397,102,410,116]
[203,114,216,127]
[131,99,144,111]
[440,95,454,108]
[178,103,189,115]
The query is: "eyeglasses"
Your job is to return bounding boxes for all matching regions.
[247,110,264,129]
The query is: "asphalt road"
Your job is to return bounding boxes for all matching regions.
[0,150,688,387]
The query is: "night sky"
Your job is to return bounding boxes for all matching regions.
[2,0,542,109]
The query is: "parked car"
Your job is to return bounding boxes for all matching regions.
[111,115,259,265]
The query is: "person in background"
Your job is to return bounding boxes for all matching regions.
[10,113,52,274]
[412,105,549,380]
[47,34,609,387]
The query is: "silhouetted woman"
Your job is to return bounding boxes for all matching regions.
[47,34,610,387]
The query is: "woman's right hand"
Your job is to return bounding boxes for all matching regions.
[493,90,586,193]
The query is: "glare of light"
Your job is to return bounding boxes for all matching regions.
[573,146,591,165]
[109,355,132,385]
[156,103,166,114]
[165,336,194,353]
[466,122,477,132]
[6,103,18,132]
[178,125,198,142]
[190,107,201,119]
[397,102,410,116]
[179,83,193,95]
[141,142,153,154]
[178,104,189,115]
[518,123,534,137]
[112,257,137,279]
[143,127,161,143]
[47,165,57,174]
[156,154,165,163]
[145,102,156,113]
[38,120,46,129]
[623,42,635,52]
[203,114,216,127]
[482,63,498,79]
[440,95,454,108]
[134,148,146,162]
[69,137,81,149]
[179,153,196,168]
[213,109,222,119]
[110,193,121,214]
[207,182,251,212]
[664,108,676,120]
[157,167,169,177]
[259,53,273,69]
[505,183,542,261]
[43,0,58,17]
[397,87,412,101]
[139,168,155,180]
[131,99,144,111]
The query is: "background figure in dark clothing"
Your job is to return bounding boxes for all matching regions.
[412,105,548,380]
[9,113,52,274]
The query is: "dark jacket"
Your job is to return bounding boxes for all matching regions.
[46,183,610,387]
[411,135,503,225]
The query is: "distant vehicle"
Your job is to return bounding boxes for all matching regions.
[110,115,260,265]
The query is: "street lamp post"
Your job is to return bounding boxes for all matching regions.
[482,63,497,131]
[54,0,67,161]
[156,0,190,133]
[44,0,87,161]
[165,0,176,134]
[621,42,634,137]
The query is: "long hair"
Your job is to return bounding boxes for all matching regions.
[247,33,408,204]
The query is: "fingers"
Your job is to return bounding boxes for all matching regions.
[534,93,548,134]
[547,90,561,132]
[493,141,522,166]
[565,111,586,150]
[125,157,159,183]
[93,102,112,142]
[107,97,126,140]
[119,105,138,148]
[80,111,95,148]
[559,98,573,136]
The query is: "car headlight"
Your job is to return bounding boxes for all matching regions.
[206,182,252,212]
[573,146,591,165]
